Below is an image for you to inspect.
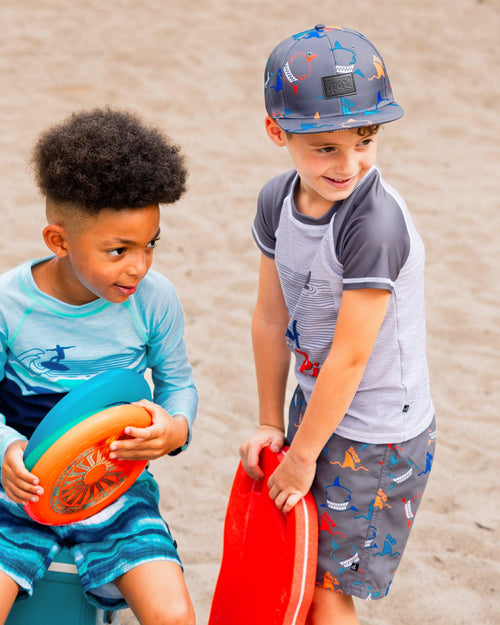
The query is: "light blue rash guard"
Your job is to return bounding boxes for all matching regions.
[0,258,198,460]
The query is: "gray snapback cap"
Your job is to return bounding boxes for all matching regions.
[265,24,404,133]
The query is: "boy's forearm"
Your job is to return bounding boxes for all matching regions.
[289,356,366,464]
[0,421,27,465]
[252,314,290,431]
[169,414,190,452]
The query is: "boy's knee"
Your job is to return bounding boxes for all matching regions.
[146,597,195,625]
[169,600,195,625]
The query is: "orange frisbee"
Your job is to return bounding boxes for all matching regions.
[24,404,151,526]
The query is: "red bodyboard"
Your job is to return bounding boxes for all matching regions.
[209,447,318,625]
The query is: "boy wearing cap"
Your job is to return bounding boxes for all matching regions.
[239,25,436,623]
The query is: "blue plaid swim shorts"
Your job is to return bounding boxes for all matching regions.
[0,469,181,609]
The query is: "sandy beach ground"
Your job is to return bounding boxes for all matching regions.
[0,1,498,623]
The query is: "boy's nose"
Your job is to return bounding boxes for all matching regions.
[127,253,149,278]
[336,151,356,176]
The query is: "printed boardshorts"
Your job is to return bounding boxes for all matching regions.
[0,469,181,609]
[287,387,436,600]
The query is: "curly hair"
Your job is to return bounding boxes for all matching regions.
[356,124,380,137]
[32,108,187,212]
[286,124,380,139]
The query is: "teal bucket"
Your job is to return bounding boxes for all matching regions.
[6,547,119,625]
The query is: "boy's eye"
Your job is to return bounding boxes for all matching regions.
[318,146,335,154]
[109,247,126,257]
[147,237,160,249]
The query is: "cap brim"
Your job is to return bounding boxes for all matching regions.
[274,103,405,134]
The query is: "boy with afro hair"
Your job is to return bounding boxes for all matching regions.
[0,108,198,625]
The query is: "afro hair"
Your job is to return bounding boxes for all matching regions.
[32,108,187,212]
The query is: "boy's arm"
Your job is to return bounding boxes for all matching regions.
[0,334,31,495]
[0,421,27,465]
[111,278,197,460]
[1,421,42,504]
[239,254,291,479]
[1,438,44,504]
[148,281,198,440]
[267,287,391,513]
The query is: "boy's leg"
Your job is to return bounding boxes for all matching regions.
[114,560,195,625]
[0,571,19,625]
[307,587,359,625]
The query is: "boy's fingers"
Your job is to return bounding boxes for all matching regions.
[132,399,157,415]
[5,481,43,504]
[109,438,153,460]
[247,464,265,481]
[269,485,301,513]
[282,493,301,514]
[240,443,265,480]
[3,463,39,486]
[123,425,153,438]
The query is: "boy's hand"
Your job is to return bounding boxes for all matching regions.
[239,425,285,480]
[1,440,44,504]
[108,399,189,460]
[267,450,316,514]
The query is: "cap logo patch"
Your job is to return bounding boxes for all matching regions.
[322,73,356,99]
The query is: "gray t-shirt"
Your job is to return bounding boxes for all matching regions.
[252,166,434,444]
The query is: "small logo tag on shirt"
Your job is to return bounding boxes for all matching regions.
[322,73,356,99]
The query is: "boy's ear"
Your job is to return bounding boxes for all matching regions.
[42,224,70,258]
[265,115,288,147]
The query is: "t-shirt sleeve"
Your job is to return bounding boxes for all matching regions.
[138,273,198,452]
[0,320,27,462]
[335,178,411,292]
[252,171,297,258]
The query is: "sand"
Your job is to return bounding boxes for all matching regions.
[0,0,498,623]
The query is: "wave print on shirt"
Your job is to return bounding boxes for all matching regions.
[8,348,139,384]
[277,262,338,359]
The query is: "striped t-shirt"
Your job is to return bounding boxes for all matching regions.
[252,166,433,443]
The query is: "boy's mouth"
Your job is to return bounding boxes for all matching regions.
[115,284,138,296]
[324,175,354,189]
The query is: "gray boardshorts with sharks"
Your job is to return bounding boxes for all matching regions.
[288,387,436,600]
